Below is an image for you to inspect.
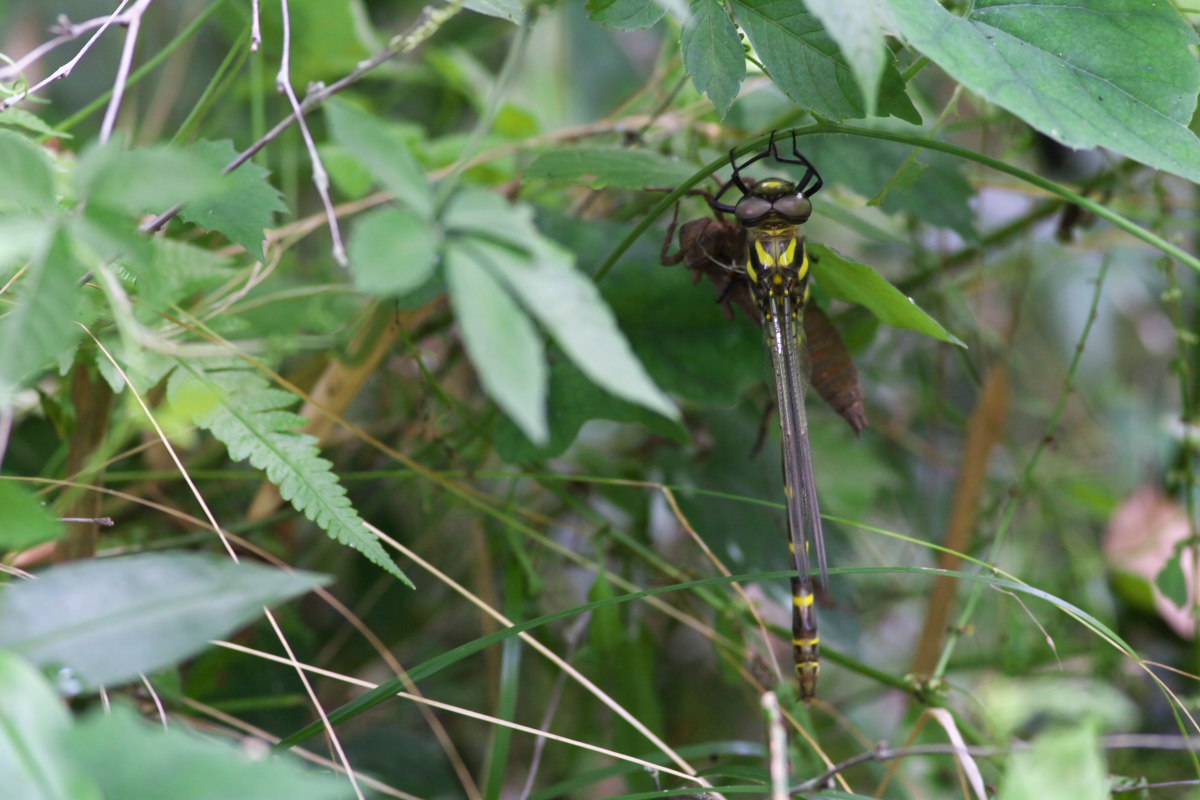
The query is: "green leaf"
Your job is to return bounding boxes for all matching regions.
[887,0,1200,183]
[480,236,680,421]
[997,721,1108,800]
[586,0,666,30]
[0,652,88,800]
[681,0,746,116]
[0,214,51,272]
[443,187,537,252]
[525,148,697,190]
[67,705,346,800]
[604,254,764,405]
[446,241,549,444]
[347,206,440,297]
[809,242,963,346]
[0,130,55,211]
[324,99,431,217]
[802,0,890,116]
[0,226,83,407]
[168,361,413,586]
[731,0,919,123]
[179,139,288,263]
[0,482,63,550]
[1156,550,1187,609]
[465,0,527,24]
[0,553,330,690]
[0,109,72,140]
[75,139,221,216]
[493,359,688,462]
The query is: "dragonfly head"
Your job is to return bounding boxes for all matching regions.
[733,177,813,228]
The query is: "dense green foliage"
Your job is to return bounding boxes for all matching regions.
[0,0,1198,797]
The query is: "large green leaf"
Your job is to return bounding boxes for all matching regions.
[0,553,329,690]
[731,0,919,123]
[809,242,962,346]
[802,0,890,116]
[0,226,82,407]
[0,652,86,800]
[325,99,431,217]
[74,140,220,216]
[681,0,746,117]
[347,206,440,297]
[446,241,548,443]
[479,236,680,421]
[887,0,1200,183]
[996,721,1108,800]
[179,139,288,263]
[0,130,55,212]
[526,148,697,190]
[67,705,346,800]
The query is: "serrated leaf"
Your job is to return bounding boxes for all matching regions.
[347,206,440,297]
[179,139,287,262]
[526,148,697,190]
[0,652,84,800]
[75,139,221,216]
[809,242,962,346]
[0,130,55,212]
[476,236,679,420]
[324,99,430,217]
[802,0,889,116]
[446,242,548,443]
[887,0,1200,183]
[0,553,330,690]
[682,0,746,116]
[0,482,63,550]
[67,705,346,800]
[168,362,412,585]
[0,226,82,407]
[732,0,919,122]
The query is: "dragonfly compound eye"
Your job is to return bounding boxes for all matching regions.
[771,193,812,223]
[734,195,774,225]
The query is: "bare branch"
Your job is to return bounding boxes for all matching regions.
[99,0,155,143]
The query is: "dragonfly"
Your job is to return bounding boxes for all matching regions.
[662,131,847,701]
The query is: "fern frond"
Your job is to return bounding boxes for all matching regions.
[168,358,412,587]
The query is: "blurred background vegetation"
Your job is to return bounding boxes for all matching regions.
[1,0,1198,797]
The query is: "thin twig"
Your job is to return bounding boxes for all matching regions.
[0,1,133,111]
[141,0,469,235]
[99,0,154,143]
[275,0,346,266]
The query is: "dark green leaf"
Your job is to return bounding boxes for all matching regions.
[0,226,82,406]
[0,482,63,550]
[179,139,288,263]
[887,0,1200,182]
[0,130,55,212]
[682,0,746,117]
[67,705,347,800]
[586,0,666,30]
[809,242,963,345]
[604,255,764,405]
[0,652,84,800]
[526,148,697,190]
[347,206,440,297]
[1156,551,1187,609]
[0,553,330,690]
[446,241,549,444]
[802,0,889,115]
[325,99,431,217]
[493,359,688,461]
[731,0,919,122]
